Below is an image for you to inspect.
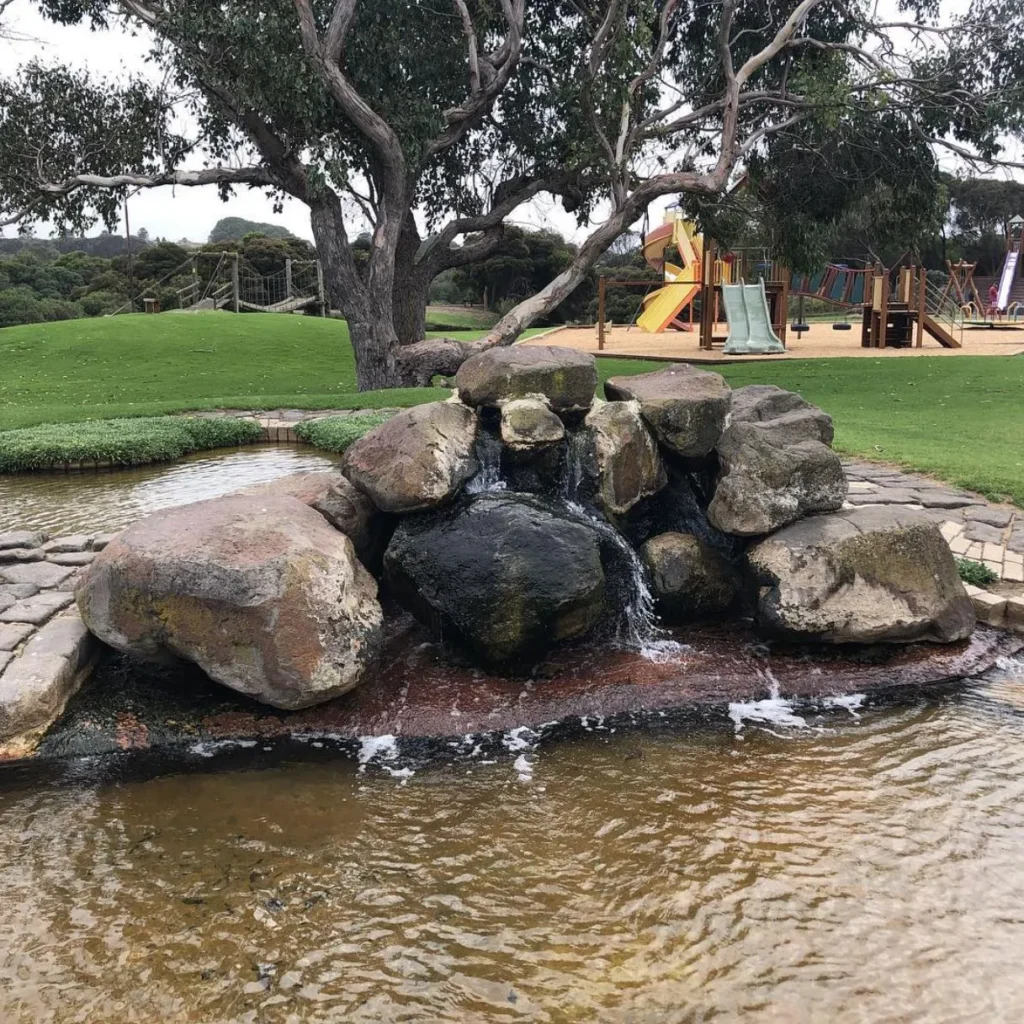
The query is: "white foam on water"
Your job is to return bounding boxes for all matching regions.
[357,734,399,768]
[502,726,538,753]
[823,693,867,718]
[188,739,258,758]
[728,697,808,734]
[640,638,690,664]
[513,753,534,782]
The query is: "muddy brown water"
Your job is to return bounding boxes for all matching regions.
[0,657,1023,1022]
[0,444,342,535]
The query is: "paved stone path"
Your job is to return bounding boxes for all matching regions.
[0,531,104,755]
[843,460,1024,583]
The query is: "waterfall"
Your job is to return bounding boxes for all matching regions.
[560,499,685,662]
[465,429,507,494]
[561,428,589,502]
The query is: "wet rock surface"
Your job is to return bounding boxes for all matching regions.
[605,364,731,457]
[384,493,606,668]
[76,495,384,709]
[747,505,976,644]
[499,398,565,452]
[455,345,598,411]
[342,401,478,513]
[24,617,1021,764]
[641,532,740,621]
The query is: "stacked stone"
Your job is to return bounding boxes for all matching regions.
[0,531,113,750]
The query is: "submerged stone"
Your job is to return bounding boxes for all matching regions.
[747,505,975,644]
[384,492,606,669]
[455,345,598,412]
[604,364,731,457]
[76,495,384,709]
[342,401,478,513]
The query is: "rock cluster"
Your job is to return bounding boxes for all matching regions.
[69,344,975,718]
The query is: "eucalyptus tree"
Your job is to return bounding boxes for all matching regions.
[1,0,1022,387]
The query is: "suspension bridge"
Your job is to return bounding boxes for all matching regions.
[174,252,326,315]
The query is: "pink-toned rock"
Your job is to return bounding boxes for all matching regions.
[239,471,377,563]
[76,495,383,710]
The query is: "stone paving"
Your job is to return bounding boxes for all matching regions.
[843,459,1024,630]
[0,530,105,754]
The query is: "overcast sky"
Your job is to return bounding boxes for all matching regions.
[1,0,1021,246]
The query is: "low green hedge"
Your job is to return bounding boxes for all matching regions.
[0,416,264,472]
[294,411,396,453]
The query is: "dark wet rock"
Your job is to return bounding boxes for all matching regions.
[640,532,741,621]
[604,364,731,457]
[239,471,379,564]
[384,493,605,669]
[76,495,384,710]
[0,548,44,565]
[747,506,975,644]
[342,401,478,514]
[584,400,666,516]
[455,345,598,412]
[708,420,846,536]
[500,398,565,453]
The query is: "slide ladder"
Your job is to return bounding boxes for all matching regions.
[721,280,785,354]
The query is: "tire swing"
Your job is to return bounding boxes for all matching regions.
[791,294,809,338]
[832,305,852,331]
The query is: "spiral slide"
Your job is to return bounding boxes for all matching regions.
[637,215,702,333]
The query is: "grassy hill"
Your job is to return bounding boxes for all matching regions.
[1,311,1022,504]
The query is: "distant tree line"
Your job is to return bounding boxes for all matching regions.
[0,230,315,328]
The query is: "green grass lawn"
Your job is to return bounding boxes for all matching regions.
[2,312,1022,504]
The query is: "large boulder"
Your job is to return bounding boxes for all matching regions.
[729,384,834,443]
[708,388,845,536]
[341,401,478,513]
[76,495,384,709]
[746,506,975,644]
[500,397,565,453]
[604,364,731,457]
[384,493,606,668]
[239,471,378,563]
[455,345,598,412]
[640,532,741,621]
[584,399,667,515]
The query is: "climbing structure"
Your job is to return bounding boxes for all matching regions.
[637,213,703,332]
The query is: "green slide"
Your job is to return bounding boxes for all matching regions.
[722,280,785,354]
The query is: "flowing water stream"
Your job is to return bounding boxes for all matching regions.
[2,659,1024,1022]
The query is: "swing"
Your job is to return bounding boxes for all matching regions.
[832,307,852,331]
[791,294,809,336]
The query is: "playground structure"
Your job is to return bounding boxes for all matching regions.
[173,252,326,315]
[112,251,327,317]
[943,216,1024,324]
[593,208,1001,353]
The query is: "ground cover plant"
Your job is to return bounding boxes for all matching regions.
[294,412,397,453]
[0,415,262,472]
[956,558,1000,586]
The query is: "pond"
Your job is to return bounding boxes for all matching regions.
[0,444,342,535]
[1,659,1024,1022]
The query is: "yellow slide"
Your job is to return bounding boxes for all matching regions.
[637,214,702,333]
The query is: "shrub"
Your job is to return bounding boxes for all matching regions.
[295,411,396,453]
[956,557,999,586]
[0,416,263,472]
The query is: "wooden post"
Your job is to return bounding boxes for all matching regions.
[285,258,293,300]
[916,267,926,347]
[231,253,240,314]
[778,268,790,348]
[597,276,606,351]
[316,260,326,317]
[700,237,715,350]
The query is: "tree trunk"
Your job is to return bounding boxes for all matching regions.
[392,265,432,343]
[310,194,401,390]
